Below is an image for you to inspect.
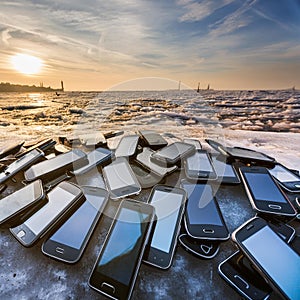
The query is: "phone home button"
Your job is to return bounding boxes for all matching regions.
[268,204,281,210]
[203,229,214,234]
[101,282,115,294]
[55,247,64,254]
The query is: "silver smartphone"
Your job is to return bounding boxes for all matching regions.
[143,185,186,269]
[103,157,141,200]
[114,135,139,158]
[24,149,88,182]
[0,180,44,227]
[10,181,83,247]
[0,149,44,184]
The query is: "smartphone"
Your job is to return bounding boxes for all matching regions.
[114,135,139,158]
[268,163,300,193]
[150,142,196,167]
[72,148,113,176]
[79,133,106,148]
[0,149,44,184]
[218,251,272,300]
[15,138,55,158]
[184,150,217,181]
[136,148,177,177]
[130,162,163,189]
[239,166,297,217]
[205,139,276,165]
[178,234,220,259]
[211,154,240,184]
[10,181,83,247]
[138,130,168,150]
[183,138,202,150]
[42,187,109,263]
[88,199,155,300]
[103,130,124,139]
[143,185,186,269]
[103,157,141,200]
[0,141,24,159]
[0,180,44,227]
[181,180,229,240]
[290,235,300,256]
[232,216,300,300]
[24,149,88,182]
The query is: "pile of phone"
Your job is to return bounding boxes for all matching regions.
[0,132,299,300]
[201,140,300,299]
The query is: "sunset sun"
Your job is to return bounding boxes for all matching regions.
[11,53,43,75]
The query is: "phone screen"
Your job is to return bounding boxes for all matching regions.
[212,157,236,177]
[268,165,300,183]
[24,186,76,235]
[183,183,223,226]
[242,225,300,299]
[6,150,39,173]
[0,181,40,222]
[73,149,110,174]
[95,207,151,285]
[149,190,183,253]
[47,192,106,250]
[115,135,139,157]
[187,152,213,172]
[244,172,287,203]
[157,143,192,160]
[105,161,136,190]
[30,150,83,178]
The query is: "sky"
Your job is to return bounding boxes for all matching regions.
[0,0,300,91]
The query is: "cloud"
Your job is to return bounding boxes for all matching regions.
[1,28,12,45]
[178,0,235,22]
[208,0,257,37]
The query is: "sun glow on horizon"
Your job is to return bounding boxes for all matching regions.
[11,53,43,75]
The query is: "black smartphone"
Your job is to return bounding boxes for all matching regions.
[150,142,196,167]
[103,157,141,200]
[143,185,186,269]
[0,141,24,159]
[184,150,217,181]
[88,199,155,300]
[103,130,124,139]
[0,149,44,184]
[268,163,300,193]
[290,235,300,256]
[232,216,300,300]
[10,181,83,247]
[114,135,139,158]
[183,138,202,150]
[0,180,44,227]
[15,138,55,158]
[42,187,109,263]
[180,180,229,240]
[205,139,276,165]
[239,166,297,217]
[218,251,272,300]
[138,130,168,150]
[136,147,177,177]
[72,148,113,176]
[178,234,220,259]
[211,154,240,184]
[24,149,88,182]
[79,132,107,148]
